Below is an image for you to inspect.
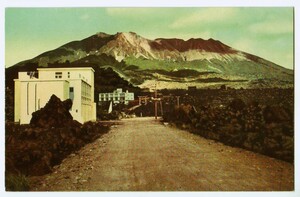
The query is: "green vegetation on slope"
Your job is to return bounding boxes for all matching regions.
[124,57,213,72]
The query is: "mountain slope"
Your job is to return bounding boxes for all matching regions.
[6,31,293,89]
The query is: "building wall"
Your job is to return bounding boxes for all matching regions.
[80,80,93,123]
[37,81,69,108]
[14,80,21,122]
[68,80,82,123]
[15,80,69,124]
[15,67,96,124]
[38,67,95,110]
[65,79,95,123]
[38,68,94,82]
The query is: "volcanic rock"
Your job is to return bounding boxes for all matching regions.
[30,95,75,128]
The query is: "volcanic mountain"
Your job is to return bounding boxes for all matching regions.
[6,31,294,90]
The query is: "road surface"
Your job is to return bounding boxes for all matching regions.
[29,117,294,191]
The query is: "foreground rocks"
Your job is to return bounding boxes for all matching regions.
[163,98,294,162]
[5,95,110,180]
[30,95,74,128]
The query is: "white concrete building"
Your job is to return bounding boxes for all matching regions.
[14,67,96,124]
[99,88,134,105]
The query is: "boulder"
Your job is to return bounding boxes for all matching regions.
[30,95,74,128]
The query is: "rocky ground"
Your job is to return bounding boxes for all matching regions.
[163,97,294,163]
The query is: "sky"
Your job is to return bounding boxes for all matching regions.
[5,7,294,69]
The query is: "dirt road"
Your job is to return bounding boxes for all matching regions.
[29,117,294,191]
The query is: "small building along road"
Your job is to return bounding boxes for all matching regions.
[30,117,294,191]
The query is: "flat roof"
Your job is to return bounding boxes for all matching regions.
[14,79,69,83]
[37,67,95,72]
[14,78,89,84]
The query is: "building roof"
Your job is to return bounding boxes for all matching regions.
[37,67,95,72]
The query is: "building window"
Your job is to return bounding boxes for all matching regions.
[68,72,70,78]
[55,72,62,78]
[69,87,74,104]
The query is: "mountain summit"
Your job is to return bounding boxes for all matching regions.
[81,32,240,62]
[6,31,293,89]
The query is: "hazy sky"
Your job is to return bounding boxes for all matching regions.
[5,7,294,69]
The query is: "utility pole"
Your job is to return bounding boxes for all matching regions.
[176,96,180,107]
[160,100,163,116]
[153,73,161,120]
[154,83,158,119]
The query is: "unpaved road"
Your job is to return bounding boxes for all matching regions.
[29,117,294,191]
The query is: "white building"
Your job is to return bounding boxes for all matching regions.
[14,67,96,124]
[99,88,134,105]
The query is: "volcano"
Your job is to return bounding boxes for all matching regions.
[6,31,294,90]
